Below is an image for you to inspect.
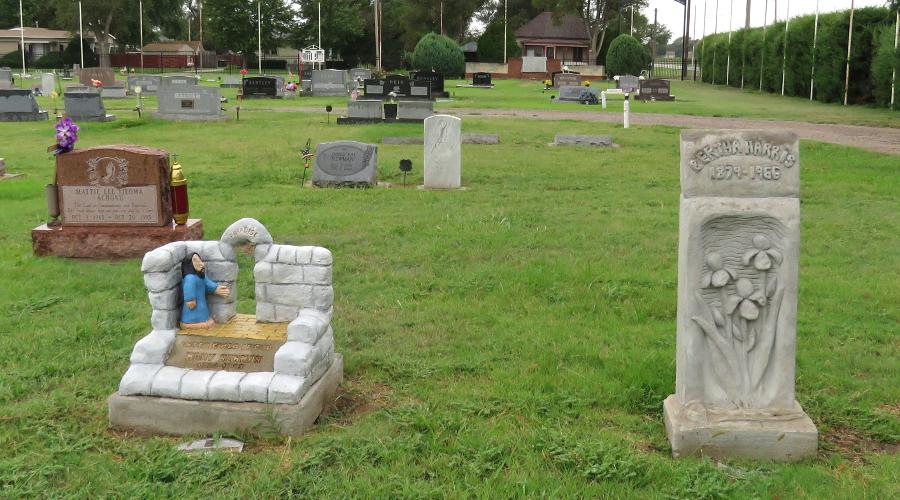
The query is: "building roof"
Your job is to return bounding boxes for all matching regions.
[142,41,203,53]
[515,12,589,43]
[460,41,477,53]
[0,27,95,41]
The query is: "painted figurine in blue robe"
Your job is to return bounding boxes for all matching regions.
[180,253,230,329]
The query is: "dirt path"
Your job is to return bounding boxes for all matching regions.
[288,106,900,155]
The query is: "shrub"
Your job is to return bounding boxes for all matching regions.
[62,38,98,67]
[606,34,648,77]
[0,50,23,67]
[411,33,465,77]
[34,51,64,69]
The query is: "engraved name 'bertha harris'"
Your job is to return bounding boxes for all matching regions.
[689,139,797,181]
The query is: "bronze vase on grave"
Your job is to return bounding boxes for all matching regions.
[170,160,189,225]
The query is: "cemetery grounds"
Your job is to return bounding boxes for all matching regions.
[0,77,897,497]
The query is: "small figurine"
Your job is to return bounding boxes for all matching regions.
[180,253,230,329]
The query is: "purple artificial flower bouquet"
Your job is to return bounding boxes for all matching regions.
[51,117,79,155]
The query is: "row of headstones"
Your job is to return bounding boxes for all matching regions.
[554,79,673,104]
[342,100,434,122]
[313,114,461,189]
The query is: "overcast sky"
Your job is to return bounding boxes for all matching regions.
[643,0,892,42]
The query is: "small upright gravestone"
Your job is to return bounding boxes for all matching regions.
[312,141,378,188]
[423,115,461,189]
[155,85,226,121]
[472,72,493,87]
[41,73,56,95]
[0,89,48,121]
[553,72,581,89]
[128,75,161,94]
[221,76,242,88]
[617,75,640,93]
[160,75,200,88]
[0,67,12,89]
[664,130,816,461]
[338,100,382,124]
[64,92,115,122]
[556,86,599,103]
[311,70,350,96]
[242,76,284,98]
[638,79,675,101]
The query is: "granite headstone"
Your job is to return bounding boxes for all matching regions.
[155,85,225,121]
[0,89,49,121]
[313,141,378,187]
[423,115,461,189]
[64,92,115,121]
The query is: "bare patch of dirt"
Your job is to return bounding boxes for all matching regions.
[320,378,393,426]
[821,426,899,463]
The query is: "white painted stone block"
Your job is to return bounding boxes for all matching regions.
[141,247,177,273]
[220,218,274,247]
[205,261,238,281]
[148,289,179,310]
[150,366,188,398]
[287,309,330,343]
[256,302,276,322]
[266,284,313,307]
[273,341,317,376]
[267,374,307,404]
[150,309,180,330]
[179,370,216,400]
[239,372,275,402]
[254,243,273,261]
[119,363,163,395]
[130,329,176,364]
[207,371,246,401]
[312,286,334,309]
[144,267,181,293]
[273,305,300,322]
[311,247,332,266]
[304,265,332,285]
[209,301,236,324]
[254,261,273,283]
[294,246,314,265]
[201,240,227,261]
[423,115,462,189]
[255,283,268,302]
[161,242,187,262]
[218,241,237,261]
[271,263,305,284]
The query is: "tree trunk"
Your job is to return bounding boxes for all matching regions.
[745,0,752,29]
[99,12,114,68]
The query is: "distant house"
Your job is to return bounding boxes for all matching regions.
[142,41,205,57]
[514,12,590,64]
[460,41,478,62]
[112,40,216,69]
[0,27,96,61]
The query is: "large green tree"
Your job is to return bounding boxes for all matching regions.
[0,0,58,30]
[203,0,295,63]
[292,0,370,66]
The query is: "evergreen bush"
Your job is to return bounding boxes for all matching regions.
[606,34,647,77]
[411,33,465,77]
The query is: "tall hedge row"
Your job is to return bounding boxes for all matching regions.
[696,6,898,108]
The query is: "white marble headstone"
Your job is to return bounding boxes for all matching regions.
[663,130,817,462]
[423,115,461,189]
[41,73,55,95]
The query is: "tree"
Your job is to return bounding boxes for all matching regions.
[411,32,465,76]
[203,0,295,65]
[0,0,58,30]
[292,0,370,65]
[50,0,185,67]
[606,33,647,75]
[534,0,648,65]
[477,17,520,62]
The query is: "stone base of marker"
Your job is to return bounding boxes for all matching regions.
[152,112,229,122]
[0,110,48,121]
[101,86,128,99]
[663,396,817,462]
[336,116,382,125]
[108,354,342,437]
[32,219,203,258]
[553,134,614,147]
[76,113,116,122]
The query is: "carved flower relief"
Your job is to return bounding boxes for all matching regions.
[724,278,767,321]
[701,252,736,288]
[742,235,783,270]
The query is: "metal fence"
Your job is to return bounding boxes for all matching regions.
[650,57,701,80]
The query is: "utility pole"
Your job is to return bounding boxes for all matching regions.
[760,0,768,91]
[79,1,84,68]
[440,2,444,36]
[681,0,692,80]
[726,0,733,85]
[318,2,322,69]
[257,0,262,73]
[652,8,658,77]
[780,0,789,96]
[745,0,751,29]
[712,0,718,84]
[503,0,508,64]
[139,0,144,72]
[374,0,382,71]
[630,5,634,36]
[891,8,898,110]
[843,0,855,106]
[18,0,25,81]
[810,0,819,100]
[199,1,203,43]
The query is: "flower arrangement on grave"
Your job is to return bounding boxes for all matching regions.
[300,138,314,186]
[49,116,79,155]
[240,68,248,76]
[286,82,298,93]
[91,78,103,90]
[583,80,591,87]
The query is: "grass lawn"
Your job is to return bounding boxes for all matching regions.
[14,71,900,128]
[0,110,897,497]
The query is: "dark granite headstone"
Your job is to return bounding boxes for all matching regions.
[637,78,675,101]
[0,89,48,121]
[64,92,115,121]
[553,72,582,89]
[242,76,283,98]
[557,86,600,103]
[410,71,446,96]
[313,141,378,187]
[472,72,492,86]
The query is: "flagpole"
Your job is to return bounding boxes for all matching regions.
[780,0,789,95]
[760,0,768,91]
[503,0,507,64]
[18,0,25,81]
[79,1,84,68]
[199,1,203,43]
[318,2,322,69]
[712,0,718,84]
[258,0,262,73]
[810,0,818,100]
[843,0,854,106]
[701,1,707,82]
[891,8,898,110]
[726,0,733,85]
[630,6,634,36]
[139,0,144,72]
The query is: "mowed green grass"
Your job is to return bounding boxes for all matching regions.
[0,110,897,498]
[17,71,900,128]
